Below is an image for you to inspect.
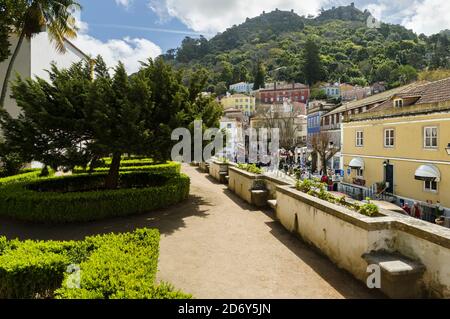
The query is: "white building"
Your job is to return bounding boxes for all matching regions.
[229,82,254,94]
[0,31,89,119]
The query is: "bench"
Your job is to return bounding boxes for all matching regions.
[219,172,228,184]
[362,251,425,299]
[267,200,277,210]
[250,189,268,207]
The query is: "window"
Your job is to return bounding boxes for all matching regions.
[394,99,403,107]
[356,131,364,147]
[227,123,232,129]
[424,180,438,192]
[356,168,364,177]
[384,129,395,148]
[424,127,438,148]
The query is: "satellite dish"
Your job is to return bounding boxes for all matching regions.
[367,15,381,29]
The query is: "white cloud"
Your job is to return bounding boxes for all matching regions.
[72,34,162,74]
[115,0,133,8]
[402,0,450,35]
[148,0,329,34]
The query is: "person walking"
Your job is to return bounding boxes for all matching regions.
[411,202,423,219]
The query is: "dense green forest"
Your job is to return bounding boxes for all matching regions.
[161,4,450,93]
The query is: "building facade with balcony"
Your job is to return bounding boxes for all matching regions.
[341,77,450,218]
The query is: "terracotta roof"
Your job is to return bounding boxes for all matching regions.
[326,82,425,116]
[366,77,450,113]
[403,77,450,105]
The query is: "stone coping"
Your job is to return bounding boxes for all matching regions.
[262,174,293,186]
[228,166,262,179]
[276,185,450,249]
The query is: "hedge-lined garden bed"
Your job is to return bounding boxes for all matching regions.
[0,171,190,223]
[0,229,191,299]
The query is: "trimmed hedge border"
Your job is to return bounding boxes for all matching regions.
[0,169,42,186]
[0,171,190,223]
[0,229,191,299]
[73,161,181,175]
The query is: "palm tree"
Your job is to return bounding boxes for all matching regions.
[0,0,81,108]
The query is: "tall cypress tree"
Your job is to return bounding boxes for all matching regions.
[253,61,266,90]
[302,39,325,86]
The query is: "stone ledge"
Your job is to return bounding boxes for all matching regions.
[276,185,450,249]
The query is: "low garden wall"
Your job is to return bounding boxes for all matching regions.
[275,185,450,298]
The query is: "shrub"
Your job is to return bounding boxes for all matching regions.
[0,169,42,187]
[0,171,190,223]
[0,239,82,298]
[74,161,181,176]
[296,179,378,217]
[98,157,156,168]
[237,164,262,175]
[0,229,191,299]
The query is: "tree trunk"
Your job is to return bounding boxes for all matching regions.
[0,30,26,108]
[105,152,121,189]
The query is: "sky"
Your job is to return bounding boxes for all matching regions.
[72,0,450,73]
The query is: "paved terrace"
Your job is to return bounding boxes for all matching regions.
[0,164,382,299]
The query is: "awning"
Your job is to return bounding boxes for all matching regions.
[415,165,441,182]
[349,158,364,169]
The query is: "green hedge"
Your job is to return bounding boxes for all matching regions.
[0,169,42,186]
[74,161,181,175]
[0,171,190,223]
[0,229,191,299]
[99,157,155,168]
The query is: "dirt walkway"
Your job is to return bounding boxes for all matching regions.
[0,164,382,299]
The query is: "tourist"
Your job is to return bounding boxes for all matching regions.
[411,202,423,219]
[402,203,411,216]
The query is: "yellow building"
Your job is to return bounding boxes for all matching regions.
[341,78,450,211]
[220,94,255,116]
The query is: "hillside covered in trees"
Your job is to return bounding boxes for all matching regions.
[161,4,450,93]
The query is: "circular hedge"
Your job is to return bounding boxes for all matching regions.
[0,171,190,223]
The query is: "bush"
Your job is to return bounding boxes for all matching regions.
[74,161,181,176]
[296,179,378,217]
[0,171,190,223]
[0,229,191,299]
[99,157,155,168]
[0,169,42,187]
[237,164,262,174]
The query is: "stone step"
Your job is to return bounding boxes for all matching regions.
[362,251,425,299]
[267,200,277,210]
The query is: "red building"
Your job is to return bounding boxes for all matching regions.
[256,82,310,104]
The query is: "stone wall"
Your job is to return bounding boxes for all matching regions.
[275,185,450,298]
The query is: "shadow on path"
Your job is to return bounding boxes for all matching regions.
[0,194,211,241]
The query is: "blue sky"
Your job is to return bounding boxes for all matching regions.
[72,0,450,73]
